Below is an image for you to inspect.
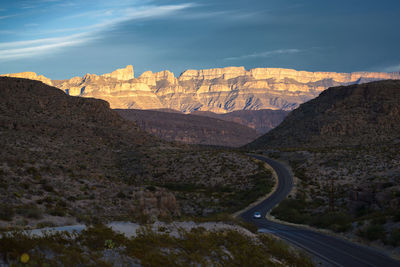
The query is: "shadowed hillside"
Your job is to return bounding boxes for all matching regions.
[0,77,274,227]
[247,80,400,248]
[192,109,288,134]
[248,80,400,149]
[115,109,260,147]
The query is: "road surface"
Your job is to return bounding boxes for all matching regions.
[240,155,400,267]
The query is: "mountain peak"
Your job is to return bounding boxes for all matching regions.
[101,65,134,81]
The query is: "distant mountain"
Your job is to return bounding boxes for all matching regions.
[247,80,400,149]
[3,66,400,113]
[115,109,260,147]
[192,109,289,134]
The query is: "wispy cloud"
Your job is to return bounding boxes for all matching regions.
[224,49,301,61]
[0,33,93,60]
[0,3,194,61]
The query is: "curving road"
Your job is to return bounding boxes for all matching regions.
[240,155,400,267]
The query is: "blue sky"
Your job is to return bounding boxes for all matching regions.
[0,0,399,79]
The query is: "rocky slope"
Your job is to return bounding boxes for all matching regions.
[0,77,272,227]
[248,80,400,149]
[249,81,400,249]
[192,109,289,134]
[3,66,399,113]
[115,109,260,147]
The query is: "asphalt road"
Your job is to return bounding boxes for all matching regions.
[240,155,400,267]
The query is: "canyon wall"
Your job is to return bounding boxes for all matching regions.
[3,65,400,112]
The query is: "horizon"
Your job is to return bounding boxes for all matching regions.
[4,64,400,81]
[1,0,400,79]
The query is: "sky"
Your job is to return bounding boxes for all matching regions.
[0,0,400,79]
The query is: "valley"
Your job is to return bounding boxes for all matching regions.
[2,0,399,265]
[1,77,399,266]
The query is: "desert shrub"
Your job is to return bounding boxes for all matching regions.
[294,167,309,181]
[371,216,387,225]
[42,184,54,192]
[78,224,127,251]
[393,211,400,222]
[116,191,126,198]
[271,198,309,224]
[47,207,66,217]
[0,204,15,221]
[259,234,314,266]
[389,229,400,246]
[36,221,56,228]
[358,224,385,241]
[26,166,39,175]
[309,212,352,232]
[16,204,42,219]
[0,180,8,189]
[146,185,156,192]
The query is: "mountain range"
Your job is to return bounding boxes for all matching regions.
[3,66,400,113]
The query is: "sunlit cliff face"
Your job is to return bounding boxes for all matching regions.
[3,65,400,113]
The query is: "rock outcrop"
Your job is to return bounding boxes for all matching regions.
[101,65,134,81]
[3,66,400,113]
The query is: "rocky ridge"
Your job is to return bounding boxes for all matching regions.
[115,109,260,147]
[3,66,399,113]
[192,109,289,134]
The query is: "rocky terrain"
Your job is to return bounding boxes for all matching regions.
[115,109,260,147]
[3,65,400,113]
[0,77,273,229]
[248,81,400,250]
[248,80,400,149]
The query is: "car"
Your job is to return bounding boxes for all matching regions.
[253,211,262,219]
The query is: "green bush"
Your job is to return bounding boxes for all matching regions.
[271,198,309,224]
[16,204,42,219]
[358,224,385,241]
[42,184,54,192]
[0,204,15,221]
[389,229,400,246]
[309,212,352,232]
[78,224,127,251]
[393,211,400,222]
[47,207,67,217]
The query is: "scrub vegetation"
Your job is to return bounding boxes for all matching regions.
[0,224,313,266]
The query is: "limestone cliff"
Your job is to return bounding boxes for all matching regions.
[3,66,400,112]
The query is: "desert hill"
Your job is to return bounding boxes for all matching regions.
[115,109,260,147]
[0,77,273,227]
[247,80,400,149]
[3,66,400,113]
[247,80,400,245]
